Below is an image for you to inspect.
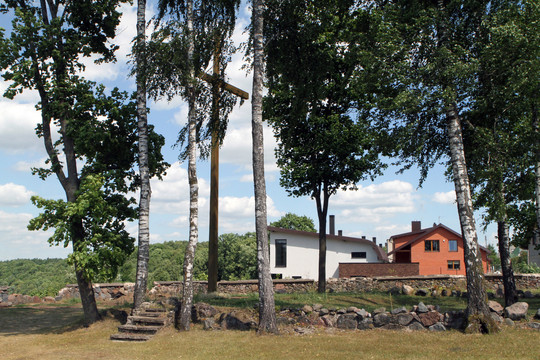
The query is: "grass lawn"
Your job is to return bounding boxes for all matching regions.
[1,292,539,360]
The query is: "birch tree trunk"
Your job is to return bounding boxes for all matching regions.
[133,0,151,312]
[177,0,198,331]
[252,0,277,334]
[446,103,496,333]
[497,219,517,307]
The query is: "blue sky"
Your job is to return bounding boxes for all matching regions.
[0,2,497,260]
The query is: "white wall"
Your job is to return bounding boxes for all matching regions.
[269,231,382,279]
[529,239,540,267]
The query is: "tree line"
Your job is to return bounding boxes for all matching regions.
[0,0,537,334]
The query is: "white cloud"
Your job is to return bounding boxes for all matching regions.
[220,125,278,170]
[0,100,42,153]
[0,183,35,206]
[432,191,456,204]
[13,158,48,173]
[150,162,210,214]
[0,210,66,260]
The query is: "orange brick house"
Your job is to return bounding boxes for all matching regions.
[387,221,491,276]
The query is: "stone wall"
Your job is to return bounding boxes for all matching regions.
[0,274,534,306]
[339,263,420,278]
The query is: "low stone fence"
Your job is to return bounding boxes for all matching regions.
[2,274,539,306]
[53,274,540,303]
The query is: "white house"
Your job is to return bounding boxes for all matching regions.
[529,238,540,267]
[268,225,388,279]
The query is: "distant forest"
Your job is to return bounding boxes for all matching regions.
[0,233,257,297]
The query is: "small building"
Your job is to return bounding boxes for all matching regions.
[268,218,388,279]
[387,221,491,276]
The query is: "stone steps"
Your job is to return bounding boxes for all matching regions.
[110,307,172,342]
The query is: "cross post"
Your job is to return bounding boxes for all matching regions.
[199,45,248,292]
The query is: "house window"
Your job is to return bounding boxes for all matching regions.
[425,240,440,252]
[449,240,458,252]
[275,239,287,267]
[351,252,367,259]
[448,260,460,270]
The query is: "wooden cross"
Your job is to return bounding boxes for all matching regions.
[199,45,248,293]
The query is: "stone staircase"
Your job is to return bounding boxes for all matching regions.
[110,307,173,342]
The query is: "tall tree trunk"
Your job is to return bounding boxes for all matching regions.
[446,103,496,333]
[177,0,198,331]
[497,220,517,306]
[252,0,278,334]
[315,185,329,293]
[72,218,101,326]
[533,106,540,246]
[133,0,151,311]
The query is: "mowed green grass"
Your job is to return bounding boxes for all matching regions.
[1,292,539,360]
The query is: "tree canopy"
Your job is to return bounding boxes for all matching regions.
[270,213,316,232]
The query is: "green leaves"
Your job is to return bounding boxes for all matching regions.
[29,175,135,282]
[270,213,316,232]
[265,0,382,200]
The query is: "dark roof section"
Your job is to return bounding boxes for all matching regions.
[267,226,389,262]
[387,223,490,256]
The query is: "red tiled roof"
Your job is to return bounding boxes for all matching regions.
[387,223,490,256]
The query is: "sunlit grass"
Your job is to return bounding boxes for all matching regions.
[1,292,539,360]
[1,317,539,360]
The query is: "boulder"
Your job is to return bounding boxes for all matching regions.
[527,322,540,330]
[336,313,358,330]
[319,308,329,316]
[320,315,336,327]
[523,291,534,299]
[192,302,218,322]
[428,322,446,332]
[490,312,503,324]
[416,302,429,313]
[372,307,386,315]
[418,311,440,327]
[347,306,360,313]
[381,323,404,331]
[391,306,408,315]
[535,309,540,320]
[402,285,414,296]
[415,289,428,297]
[357,318,374,330]
[503,318,515,327]
[302,304,313,314]
[488,300,504,315]
[373,313,391,327]
[407,321,426,331]
[504,302,529,321]
[397,313,414,326]
[355,309,369,320]
[312,303,323,312]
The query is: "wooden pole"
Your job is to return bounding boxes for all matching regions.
[200,41,249,292]
[208,44,220,293]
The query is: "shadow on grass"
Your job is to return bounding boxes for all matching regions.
[0,306,86,336]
